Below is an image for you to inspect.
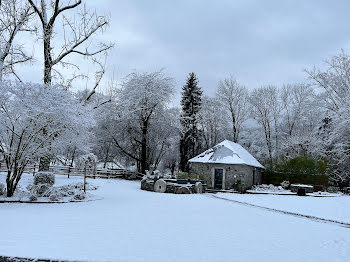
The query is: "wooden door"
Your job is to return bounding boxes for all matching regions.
[214,168,223,189]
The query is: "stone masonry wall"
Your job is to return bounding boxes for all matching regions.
[190,162,262,190]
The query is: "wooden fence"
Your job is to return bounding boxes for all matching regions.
[0,163,142,180]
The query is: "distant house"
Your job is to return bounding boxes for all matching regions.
[189,140,264,190]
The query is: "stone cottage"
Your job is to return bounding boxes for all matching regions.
[189,140,264,190]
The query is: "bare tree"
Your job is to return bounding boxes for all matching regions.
[0,0,35,81]
[198,96,228,148]
[28,0,113,85]
[217,76,248,142]
[305,49,350,113]
[280,83,315,136]
[249,86,280,161]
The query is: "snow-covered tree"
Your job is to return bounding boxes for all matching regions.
[112,70,175,174]
[216,76,248,142]
[179,72,202,171]
[0,81,93,197]
[249,86,281,161]
[306,50,350,113]
[280,83,315,137]
[306,50,350,186]
[278,83,320,158]
[0,0,35,81]
[198,96,229,148]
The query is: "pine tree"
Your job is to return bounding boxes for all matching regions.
[179,72,203,171]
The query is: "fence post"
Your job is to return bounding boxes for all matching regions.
[83,166,86,193]
[33,163,36,176]
[68,166,71,179]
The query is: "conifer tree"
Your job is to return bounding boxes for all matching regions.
[179,72,203,171]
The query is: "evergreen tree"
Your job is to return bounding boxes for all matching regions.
[179,72,203,171]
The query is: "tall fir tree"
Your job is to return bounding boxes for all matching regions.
[179,72,203,171]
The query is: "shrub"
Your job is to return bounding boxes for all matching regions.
[73,192,86,200]
[49,193,61,201]
[28,183,53,197]
[176,172,205,180]
[0,183,5,195]
[29,194,37,202]
[262,156,329,186]
[34,172,55,186]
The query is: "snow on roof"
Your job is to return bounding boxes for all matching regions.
[189,140,264,169]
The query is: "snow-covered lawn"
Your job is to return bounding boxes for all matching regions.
[215,192,350,224]
[0,174,349,262]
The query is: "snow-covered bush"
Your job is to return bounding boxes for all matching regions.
[27,183,52,197]
[73,192,86,200]
[251,184,285,192]
[29,194,37,202]
[60,182,98,191]
[34,172,55,186]
[143,170,172,181]
[327,186,340,193]
[0,183,5,195]
[49,193,61,202]
[58,185,77,196]
[280,180,290,189]
[26,177,97,201]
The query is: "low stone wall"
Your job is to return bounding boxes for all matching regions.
[290,184,314,193]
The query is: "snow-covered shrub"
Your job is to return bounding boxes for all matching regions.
[280,180,290,189]
[28,183,52,197]
[143,170,172,181]
[251,184,286,192]
[60,182,97,191]
[34,172,55,186]
[29,194,37,202]
[58,185,77,196]
[327,186,340,193]
[73,192,86,200]
[0,183,5,195]
[49,193,61,201]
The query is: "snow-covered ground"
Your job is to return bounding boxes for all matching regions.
[0,174,349,262]
[216,192,350,224]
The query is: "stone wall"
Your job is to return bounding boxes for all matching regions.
[190,162,262,190]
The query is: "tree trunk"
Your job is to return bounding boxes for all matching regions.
[68,147,76,178]
[6,180,14,197]
[43,27,53,85]
[6,168,23,197]
[231,109,238,143]
[39,28,53,170]
[103,142,111,168]
[39,156,50,171]
[140,120,148,174]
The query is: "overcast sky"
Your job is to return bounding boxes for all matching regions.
[20,0,350,102]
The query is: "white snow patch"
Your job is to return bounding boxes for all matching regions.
[0,174,349,261]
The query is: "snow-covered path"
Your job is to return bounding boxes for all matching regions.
[0,176,349,262]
